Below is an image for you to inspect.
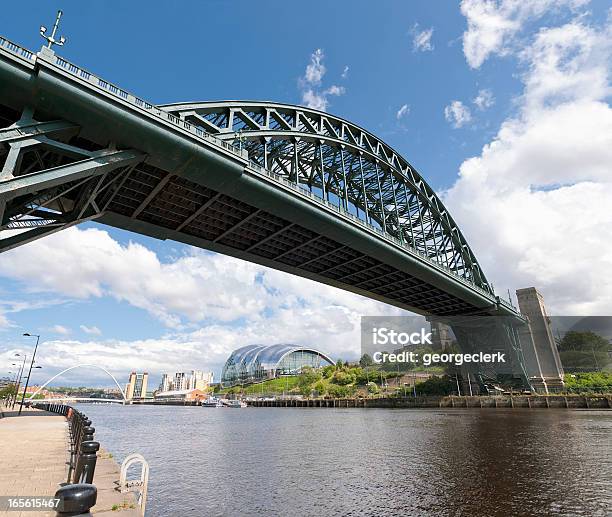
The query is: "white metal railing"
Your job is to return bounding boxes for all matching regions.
[45,51,248,161]
[0,36,35,61]
[0,36,500,304]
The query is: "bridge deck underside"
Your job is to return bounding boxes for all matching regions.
[0,102,484,316]
[106,164,480,316]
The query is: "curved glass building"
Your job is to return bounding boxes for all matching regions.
[221,344,335,387]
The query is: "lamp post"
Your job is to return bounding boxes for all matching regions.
[18,333,40,415]
[12,353,27,409]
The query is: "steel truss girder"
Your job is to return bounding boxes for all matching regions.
[0,115,145,253]
[162,101,492,294]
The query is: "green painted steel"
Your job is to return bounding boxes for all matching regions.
[0,37,519,319]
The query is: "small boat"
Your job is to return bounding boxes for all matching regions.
[225,399,247,408]
[201,397,223,408]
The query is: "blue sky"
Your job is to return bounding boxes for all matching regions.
[1,1,610,388]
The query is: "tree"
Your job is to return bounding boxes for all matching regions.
[414,376,454,396]
[295,367,322,398]
[557,331,608,352]
[0,384,16,400]
[327,384,352,398]
[557,331,610,372]
[321,365,335,378]
[359,354,373,367]
[331,370,356,386]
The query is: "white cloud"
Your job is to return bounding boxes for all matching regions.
[0,226,403,372]
[0,276,404,386]
[301,90,328,111]
[444,100,473,128]
[444,18,612,314]
[47,324,71,336]
[411,23,434,52]
[396,104,410,120]
[460,0,589,68]
[304,48,325,85]
[80,325,102,336]
[299,49,346,112]
[473,88,495,110]
[325,85,345,96]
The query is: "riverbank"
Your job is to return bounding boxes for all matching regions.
[0,405,138,516]
[247,393,612,409]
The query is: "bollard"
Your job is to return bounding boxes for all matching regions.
[73,441,99,484]
[82,426,95,443]
[54,483,97,516]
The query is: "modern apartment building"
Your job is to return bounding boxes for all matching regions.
[157,370,214,393]
[125,371,148,400]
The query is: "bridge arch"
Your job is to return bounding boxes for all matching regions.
[30,364,127,401]
[161,101,492,293]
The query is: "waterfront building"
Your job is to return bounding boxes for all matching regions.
[125,372,148,400]
[158,370,214,392]
[221,344,335,387]
[153,388,207,402]
[187,370,214,390]
[159,373,171,392]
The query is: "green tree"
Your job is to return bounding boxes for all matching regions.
[313,380,327,397]
[414,375,454,396]
[331,370,356,386]
[366,381,379,394]
[321,365,335,378]
[557,331,609,372]
[359,354,373,367]
[327,384,352,398]
[558,331,609,352]
[0,384,16,400]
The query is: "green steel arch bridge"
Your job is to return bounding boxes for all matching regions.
[0,37,537,390]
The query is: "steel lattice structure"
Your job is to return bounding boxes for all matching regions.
[161,102,492,294]
[0,36,522,320]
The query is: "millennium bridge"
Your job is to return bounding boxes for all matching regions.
[0,37,563,391]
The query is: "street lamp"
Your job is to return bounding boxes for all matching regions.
[18,333,41,415]
[12,353,27,409]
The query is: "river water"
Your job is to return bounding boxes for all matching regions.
[79,405,611,516]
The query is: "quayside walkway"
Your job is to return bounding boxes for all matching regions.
[0,408,67,516]
[0,406,137,516]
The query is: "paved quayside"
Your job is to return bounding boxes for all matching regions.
[0,405,137,516]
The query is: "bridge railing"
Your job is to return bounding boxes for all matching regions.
[35,46,249,162]
[0,36,35,62]
[0,36,504,307]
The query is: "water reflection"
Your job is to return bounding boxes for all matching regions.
[80,405,611,516]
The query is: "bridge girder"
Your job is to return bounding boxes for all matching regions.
[0,36,520,319]
[161,102,492,294]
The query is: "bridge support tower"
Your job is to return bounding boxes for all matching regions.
[516,287,564,393]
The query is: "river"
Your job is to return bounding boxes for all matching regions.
[79,405,611,516]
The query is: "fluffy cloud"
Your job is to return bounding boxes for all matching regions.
[460,0,589,68]
[411,23,434,52]
[0,226,403,383]
[80,325,102,336]
[473,88,495,110]
[396,104,410,120]
[299,49,346,112]
[0,228,272,328]
[47,325,71,336]
[444,100,473,128]
[445,17,612,314]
